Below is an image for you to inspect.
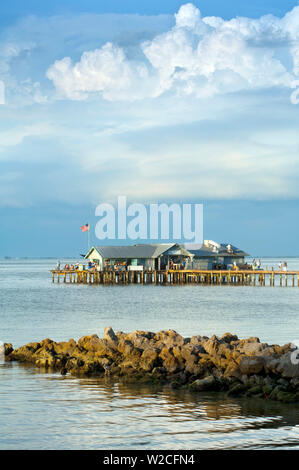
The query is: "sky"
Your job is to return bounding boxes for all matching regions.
[0,0,299,257]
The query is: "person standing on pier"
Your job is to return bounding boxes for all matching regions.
[56,261,60,271]
[257,259,261,269]
[283,261,288,271]
[278,261,282,271]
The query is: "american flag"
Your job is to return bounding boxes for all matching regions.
[80,223,90,232]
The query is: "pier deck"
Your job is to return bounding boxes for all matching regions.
[51,269,299,287]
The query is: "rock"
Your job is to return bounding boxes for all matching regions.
[159,347,183,373]
[120,344,143,369]
[227,383,248,396]
[240,342,268,356]
[224,362,242,380]
[151,367,167,377]
[290,377,299,389]
[277,378,290,388]
[276,391,296,403]
[220,333,239,343]
[244,337,260,344]
[181,344,205,361]
[78,335,101,351]
[78,335,117,358]
[4,343,14,356]
[181,347,201,375]
[154,330,184,347]
[275,352,299,378]
[262,384,274,396]
[269,385,286,400]
[5,328,298,404]
[189,375,217,392]
[39,338,53,347]
[140,348,160,372]
[104,327,118,344]
[246,385,263,397]
[54,339,77,355]
[10,345,36,363]
[201,338,219,356]
[190,335,207,346]
[239,356,264,375]
[34,349,56,368]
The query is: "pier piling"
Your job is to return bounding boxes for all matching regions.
[50,269,299,287]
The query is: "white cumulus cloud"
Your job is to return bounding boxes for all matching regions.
[46,42,152,101]
[46,3,299,101]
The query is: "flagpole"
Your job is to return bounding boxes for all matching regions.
[88,223,90,253]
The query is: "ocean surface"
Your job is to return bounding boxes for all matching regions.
[0,258,298,449]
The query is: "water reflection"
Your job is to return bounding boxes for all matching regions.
[1,363,298,449]
[1,259,299,449]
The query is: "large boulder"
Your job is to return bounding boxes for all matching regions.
[189,375,217,392]
[54,339,77,355]
[78,335,117,358]
[139,347,161,372]
[10,343,41,363]
[180,343,205,361]
[220,333,239,343]
[119,342,143,369]
[275,352,299,378]
[201,336,233,358]
[159,347,183,373]
[123,331,153,350]
[78,334,101,351]
[224,360,242,379]
[4,343,13,356]
[154,330,184,347]
[104,327,118,344]
[240,342,269,356]
[34,348,56,368]
[239,356,265,375]
[189,335,208,346]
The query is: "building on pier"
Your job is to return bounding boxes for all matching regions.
[85,240,249,271]
[187,240,249,270]
[85,243,192,271]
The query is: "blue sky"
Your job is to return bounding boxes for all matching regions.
[0,1,297,20]
[0,1,299,257]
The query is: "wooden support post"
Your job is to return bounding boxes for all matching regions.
[50,268,299,289]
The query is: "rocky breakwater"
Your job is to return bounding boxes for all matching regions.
[4,328,299,403]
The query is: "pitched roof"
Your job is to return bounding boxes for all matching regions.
[188,243,249,258]
[86,243,182,259]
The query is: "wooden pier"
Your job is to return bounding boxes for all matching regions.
[51,269,299,287]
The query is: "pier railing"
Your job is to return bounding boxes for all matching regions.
[51,269,299,287]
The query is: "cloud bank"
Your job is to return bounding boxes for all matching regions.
[0,3,299,208]
[47,3,299,101]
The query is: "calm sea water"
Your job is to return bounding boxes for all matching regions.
[0,258,298,449]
